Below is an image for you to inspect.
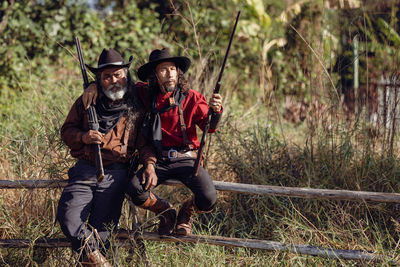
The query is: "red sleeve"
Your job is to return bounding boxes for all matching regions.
[191,91,222,133]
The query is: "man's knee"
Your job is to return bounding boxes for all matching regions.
[125,173,149,205]
[195,191,217,211]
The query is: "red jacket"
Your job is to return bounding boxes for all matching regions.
[136,82,222,150]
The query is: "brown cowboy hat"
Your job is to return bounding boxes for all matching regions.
[86,48,133,73]
[137,48,191,81]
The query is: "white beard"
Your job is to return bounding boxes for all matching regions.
[103,84,128,101]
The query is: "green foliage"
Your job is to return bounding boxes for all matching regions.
[214,118,400,264]
[0,0,166,92]
[2,1,400,266]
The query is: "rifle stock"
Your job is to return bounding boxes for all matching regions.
[75,37,105,183]
[193,11,240,176]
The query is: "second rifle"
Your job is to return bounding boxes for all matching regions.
[193,11,240,176]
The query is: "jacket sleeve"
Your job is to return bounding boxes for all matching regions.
[60,96,87,151]
[193,93,223,133]
[137,131,157,166]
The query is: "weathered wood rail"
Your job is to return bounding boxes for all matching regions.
[0,231,378,261]
[1,178,398,263]
[2,179,400,203]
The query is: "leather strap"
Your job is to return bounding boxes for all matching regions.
[178,103,193,150]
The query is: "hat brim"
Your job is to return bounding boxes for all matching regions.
[137,56,191,81]
[86,57,133,74]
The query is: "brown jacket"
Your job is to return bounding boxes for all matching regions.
[61,96,156,166]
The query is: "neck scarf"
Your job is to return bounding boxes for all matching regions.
[95,96,128,134]
[142,89,187,156]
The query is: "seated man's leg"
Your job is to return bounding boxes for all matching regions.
[57,160,97,255]
[168,158,217,235]
[125,166,176,235]
[125,167,151,205]
[169,158,217,210]
[88,165,128,248]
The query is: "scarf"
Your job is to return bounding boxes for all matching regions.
[95,96,128,134]
[142,89,187,156]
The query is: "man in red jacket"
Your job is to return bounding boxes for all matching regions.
[130,48,222,236]
[83,48,222,236]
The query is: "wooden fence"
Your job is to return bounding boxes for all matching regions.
[1,179,399,264]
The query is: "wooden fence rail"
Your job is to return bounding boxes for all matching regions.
[2,179,400,203]
[0,232,380,262]
[0,178,398,263]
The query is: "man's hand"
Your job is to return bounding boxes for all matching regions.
[82,130,103,144]
[209,93,222,112]
[82,83,99,110]
[142,163,158,190]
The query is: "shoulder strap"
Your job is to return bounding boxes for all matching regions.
[178,103,193,150]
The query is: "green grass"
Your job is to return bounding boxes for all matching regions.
[1,52,400,266]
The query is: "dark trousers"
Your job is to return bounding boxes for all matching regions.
[126,158,217,211]
[57,160,128,256]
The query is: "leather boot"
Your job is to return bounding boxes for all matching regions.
[140,192,176,235]
[175,198,198,236]
[80,249,111,267]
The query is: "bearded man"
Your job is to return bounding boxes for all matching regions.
[57,48,156,266]
[131,48,223,236]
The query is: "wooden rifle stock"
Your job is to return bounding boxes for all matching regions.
[75,37,105,183]
[193,11,240,176]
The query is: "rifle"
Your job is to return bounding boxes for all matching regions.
[75,37,105,183]
[193,11,240,176]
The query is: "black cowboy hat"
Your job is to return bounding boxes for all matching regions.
[86,48,133,73]
[137,48,191,81]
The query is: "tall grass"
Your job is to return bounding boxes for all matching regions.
[2,7,400,267]
[2,65,399,266]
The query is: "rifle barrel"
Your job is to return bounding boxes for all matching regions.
[75,37,89,88]
[75,36,104,182]
[214,11,240,94]
[193,11,240,176]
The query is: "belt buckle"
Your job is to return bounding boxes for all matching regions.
[167,149,178,159]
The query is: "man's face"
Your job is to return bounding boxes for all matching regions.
[100,67,128,101]
[155,61,177,93]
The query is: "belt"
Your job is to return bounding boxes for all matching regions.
[161,149,197,159]
[78,159,127,170]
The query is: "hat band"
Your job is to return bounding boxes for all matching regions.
[97,61,124,68]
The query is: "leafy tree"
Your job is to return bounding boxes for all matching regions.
[0,0,165,91]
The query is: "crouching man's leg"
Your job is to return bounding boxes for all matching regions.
[126,167,176,236]
[176,164,217,236]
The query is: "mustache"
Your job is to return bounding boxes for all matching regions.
[163,80,175,84]
[103,84,128,101]
[106,83,124,91]
[163,80,176,86]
